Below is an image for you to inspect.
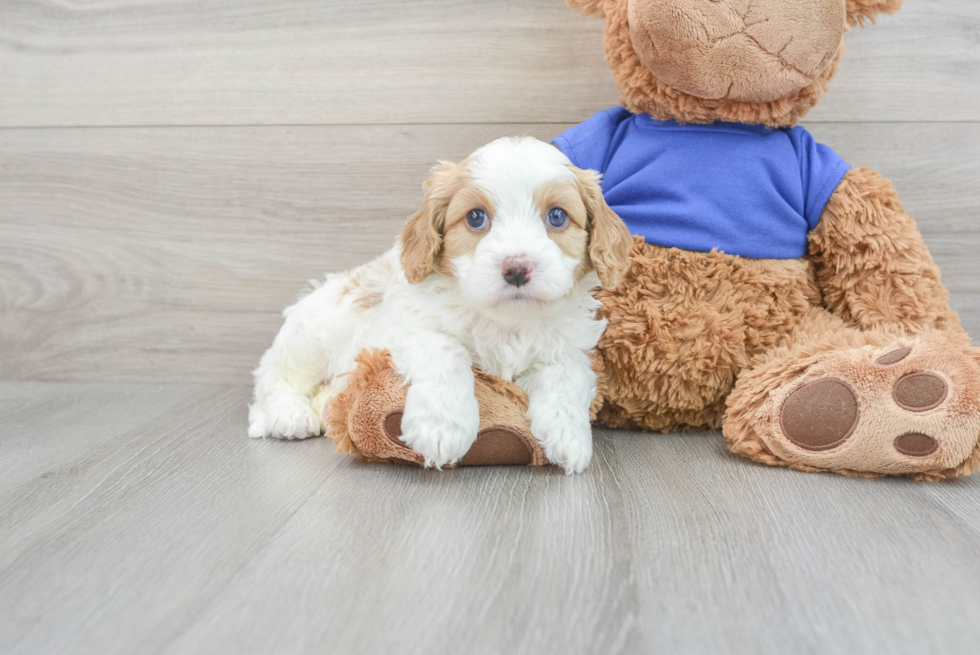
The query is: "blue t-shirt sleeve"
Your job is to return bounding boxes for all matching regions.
[790,126,851,231]
[552,107,632,173]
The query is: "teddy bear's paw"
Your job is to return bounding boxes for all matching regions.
[759,337,980,478]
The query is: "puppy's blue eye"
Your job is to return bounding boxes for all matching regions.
[467,209,489,230]
[547,207,568,228]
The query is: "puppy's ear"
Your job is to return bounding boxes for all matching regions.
[574,167,632,290]
[846,0,903,27]
[400,161,464,284]
[565,0,609,19]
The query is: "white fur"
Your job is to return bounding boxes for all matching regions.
[249,137,606,473]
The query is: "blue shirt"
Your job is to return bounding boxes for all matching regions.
[553,107,851,259]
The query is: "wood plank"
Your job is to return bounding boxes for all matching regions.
[3,381,979,654]
[1,122,978,384]
[0,0,977,127]
[0,382,340,655]
[0,381,207,495]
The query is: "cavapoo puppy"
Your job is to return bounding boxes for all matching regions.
[249,137,631,473]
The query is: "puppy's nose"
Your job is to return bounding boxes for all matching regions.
[502,256,533,287]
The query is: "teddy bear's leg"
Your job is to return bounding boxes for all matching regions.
[725,165,980,480]
[725,307,980,481]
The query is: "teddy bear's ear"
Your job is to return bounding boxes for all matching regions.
[565,0,609,19]
[846,0,904,27]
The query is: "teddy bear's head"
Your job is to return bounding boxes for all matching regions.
[568,0,903,126]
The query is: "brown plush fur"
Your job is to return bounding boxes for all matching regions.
[626,0,847,104]
[594,237,821,432]
[602,0,846,127]
[807,167,961,335]
[326,348,399,461]
[327,349,550,467]
[568,0,905,25]
[587,0,906,128]
[846,0,904,27]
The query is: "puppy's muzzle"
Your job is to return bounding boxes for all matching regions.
[502,256,533,288]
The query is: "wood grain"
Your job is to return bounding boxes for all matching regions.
[0,382,339,655]
[1,381,979,655]
[0,0,977,127]
[2,122,978,384]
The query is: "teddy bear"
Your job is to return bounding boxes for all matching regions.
[555,0,980,481]
[329,0,980,481]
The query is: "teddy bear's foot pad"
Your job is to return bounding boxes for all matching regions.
[383,411,535,466]
[779,378,859,451]
[780,368,951,453]
[761,339,980,477]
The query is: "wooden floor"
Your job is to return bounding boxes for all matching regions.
[2,382,980,655]
[2,1,980,653]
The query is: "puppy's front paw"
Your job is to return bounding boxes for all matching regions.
[251,394,322,440]
[399,383,480,469]
[535,417,593,475]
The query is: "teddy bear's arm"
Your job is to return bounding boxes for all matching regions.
[806,166,962,335]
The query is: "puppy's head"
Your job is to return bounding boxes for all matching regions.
[400,137,632,309]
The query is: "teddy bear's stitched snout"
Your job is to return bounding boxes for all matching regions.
[626,0,847,103]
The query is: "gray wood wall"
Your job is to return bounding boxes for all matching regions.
[2,0,978,384]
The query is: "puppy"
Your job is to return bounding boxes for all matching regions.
[248,137,632,473]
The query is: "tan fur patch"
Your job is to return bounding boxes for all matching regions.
[400,159,470,284]
[340,256,395,311]
[437,185,497,278]
[572,167,633,289]
[534,180,591,280]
